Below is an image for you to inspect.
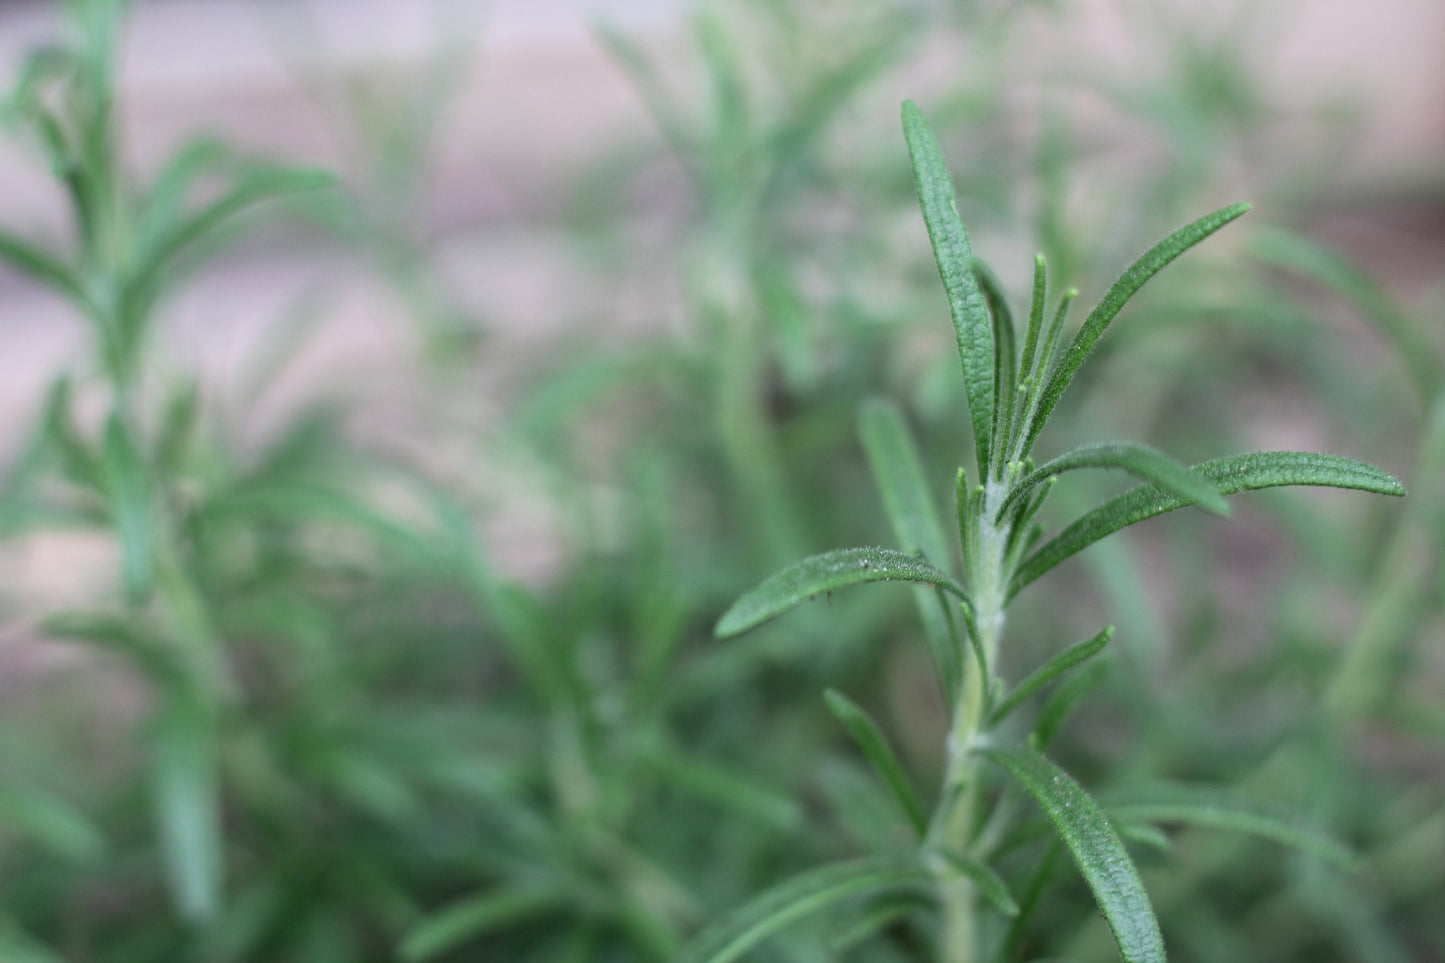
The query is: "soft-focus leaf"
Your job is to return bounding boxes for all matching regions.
[859,398,961,694]
[0,228,85,302]
[715,546,968,638]
[825,689,927,837]
[1000,441,1229,519]
[151,698,222,922]
[1012,451,1405,597]
[1107,786,1356,869]
[989,626,1113,726]
[0,787,105,863]
[984,745,1165,963]
[100,413,155,603]
[931,849,1019,916]
[400,886,564,962]
[675,854,930,963]
[902,99,994,474]
[1024,203,1251,455]
[1033,659,1110,748]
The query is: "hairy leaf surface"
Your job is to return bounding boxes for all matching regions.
[716,547,968,638]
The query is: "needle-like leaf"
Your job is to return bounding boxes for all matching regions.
[1011,451,1405,597]
[859,398,961,695]
[100,414,155,604]
[931,849,1020,916]
[825,689,928,837]
[1022,203,1251,457]
[675,854,930,963]
[984,745,1165,963]
[1106,786,1356,870]
[902,100,994,475]
[0,228,85,303]
[989,626,1113,726]
[715,547,969,638]
[998,441,1230,520]
[400,885,565,962]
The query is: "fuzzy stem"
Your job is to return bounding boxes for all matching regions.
[931,479,1011,962]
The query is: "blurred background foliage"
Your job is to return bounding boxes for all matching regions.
[0,0,1441,960]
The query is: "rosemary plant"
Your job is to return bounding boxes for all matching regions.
[690,101,1405,963]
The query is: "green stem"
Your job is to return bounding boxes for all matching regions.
[931,479,1011,962]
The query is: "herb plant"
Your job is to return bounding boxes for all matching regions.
[693,100,1405,963]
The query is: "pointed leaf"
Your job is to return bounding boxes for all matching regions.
[1033,659,1110,748]
[902,100,994,474]
[715,547,968,638]
[984,746,1165,963]
[101,414,155,603]
[1251,228,1440,402]
[1001,441,1230,520]
[0,228,84,303]
[151,698,223,922]
[989,626,1113,726]
[400,886,564,962]
[977,259,1017,469]
[1012,451,1405,597]
[1024,203,1251,455]
[859,398,960,695]
[825,689,927,837]
[931,849,1019,916]
[1107,786,1355,869]
[676,854,930,963]
[858,399,951,567]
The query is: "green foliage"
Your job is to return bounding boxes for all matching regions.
[698,100,1404,963]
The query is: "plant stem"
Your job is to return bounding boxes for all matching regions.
[931,478,1012,962]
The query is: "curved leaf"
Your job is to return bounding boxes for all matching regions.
[715,547,968,638]
[1023,203,1251,456]
[984,746,1165,963]
[989,626,1113,726]
[859,398,961,695]
[1011,451,1405,597]
[999,442,1229,520]
[400,886,564,962]
[676,854,929,963]
[0,229,85,303]
[902,99,994,475]
[825,689,927,837]
[1107,786,1355,869]
[931,849,1019,916]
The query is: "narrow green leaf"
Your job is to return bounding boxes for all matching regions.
[1115,820,1173,852]
[859,398,960,696]
[931,849,1019,916]
[1012,451,1405,597]
[1251,227,1440,402]
[999,442,1230,520]
[676,854,930,963]
[1016,254,1049,403]
[989,626,1113,726]
[1107,786,1356,870]
[858,399,951,567]
[151,698,222,922]
[827,895,929,953]
[400,886,564,962]
[1023,203,1251,456]
[130,166,334,305]
[984,746,1165,963]
[101,414,155,603]
[902,99,994,475]
[825,689,927,837]
[1032,659,1110,748]
[647,747,801,831]
[715,547,968,638]
[977,259,1017,474]
[0,228,85,303]
[0,787,106,863]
